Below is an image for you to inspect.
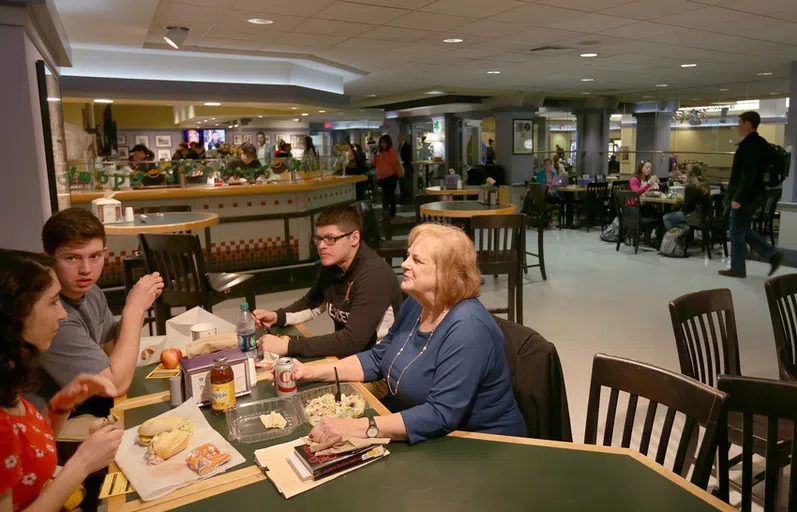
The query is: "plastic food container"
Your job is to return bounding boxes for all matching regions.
[226,397,303,444]
[297,383,368,426]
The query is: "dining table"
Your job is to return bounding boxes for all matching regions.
[550,185,587,228]
[103,322,735,512]
[423,185,481,200]
[106,211,219,262]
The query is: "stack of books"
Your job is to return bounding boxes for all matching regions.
[287,443,388,481]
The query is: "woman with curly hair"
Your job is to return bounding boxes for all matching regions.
[0,250,122,512]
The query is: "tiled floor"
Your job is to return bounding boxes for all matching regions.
[213,227,787,445]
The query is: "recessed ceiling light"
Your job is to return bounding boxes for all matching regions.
[443,38,463,43]
[680,63,697,68]
[211,117,216,120]
[770,92,779,95]
[215,123,219,126]
[293,118,300,122]
[366,94,377,98]
[93,99,113,103]
[47,97,61,102]
[719,88,729,92]
[580,92,592,95]
[290,107,297,110]
[581,78,594,82]
[318,110,326,113]
[655,84,668,88]
[757,72,772,76]
[257,115,263,118]
[248,18,273,25]
[163,26,189,49]
[228,125,233,128]
[204,102,221,106]
[487,70,501,74]
[643,95,653,98]
[425,90,446,95]
[580,52,598,58]
[301,113,309,116]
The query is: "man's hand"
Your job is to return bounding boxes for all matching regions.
[257,334,289,357]
[51,373,118,410]
[252,309,277,329]
[125,272,164,314]
[731,201,741,209]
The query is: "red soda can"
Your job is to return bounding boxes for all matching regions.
[275,357,297,396]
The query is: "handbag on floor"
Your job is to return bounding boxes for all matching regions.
[600,217,620,243]
[659,225,690,258]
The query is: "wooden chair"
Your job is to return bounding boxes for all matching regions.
[613,190,658,254]
[520,183,548,281]
[585,354,726,490]
[139,233,257,334]
[717,375,797,512]
[584,182,610,232]
[765,273,797,382]
[414,193,440,223]
[353,199,406,273]
[753,188,782,247]
[668,288,741,387]
[471,214,526,324]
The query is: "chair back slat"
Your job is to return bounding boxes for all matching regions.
[585,354,726,491]
[717,375,797,511]
[765,274,797,381]
[140,233,209,307]
[620,394,638,448]
[669,288,741,386]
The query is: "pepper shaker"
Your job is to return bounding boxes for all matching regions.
[169,375,183,407]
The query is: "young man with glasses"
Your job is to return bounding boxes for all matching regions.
[255,204,403,358]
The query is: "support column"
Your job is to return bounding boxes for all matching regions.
[535,116,548,159]
[494,109,537,185]
[773,61,797,265]
[575,109,610,177]
[633,112,672,176]
[444,113,461,172]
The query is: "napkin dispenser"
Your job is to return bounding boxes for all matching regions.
[180,348,252,406]
[478,186,498,205]
[91,197,122,224]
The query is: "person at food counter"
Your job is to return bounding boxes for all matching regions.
[302,136,319,171]
[0,249,124,512]
[288,223,527,445]
[373,134,400,219]
[254,204,403,358]
[171,143,189,161]
[128,144,163,187]
[30,209,164,416]
[187,141,205,160]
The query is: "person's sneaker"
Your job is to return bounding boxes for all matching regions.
[719,269,747,278]
[769,252,784,276]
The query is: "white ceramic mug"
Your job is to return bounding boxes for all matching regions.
[190,322,217,341]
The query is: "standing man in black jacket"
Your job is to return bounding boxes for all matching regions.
[397,133,414,203]
[720,111,783,278]
[254,204,404,357]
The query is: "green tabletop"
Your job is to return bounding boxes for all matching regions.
[174,436,721,512]
[124,325,309,399]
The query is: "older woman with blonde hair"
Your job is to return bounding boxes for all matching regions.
[291,223,526,444]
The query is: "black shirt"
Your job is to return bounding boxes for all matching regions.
[728,131,769,211]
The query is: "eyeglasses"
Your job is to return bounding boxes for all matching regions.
[312,231,355,247]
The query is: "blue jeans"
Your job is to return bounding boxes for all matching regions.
[730,207,775,273]
[663,211,685,231]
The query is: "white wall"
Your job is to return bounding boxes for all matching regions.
[0,24,53,251]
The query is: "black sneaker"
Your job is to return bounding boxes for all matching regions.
[719,269,747,278]
[769,252,784,276]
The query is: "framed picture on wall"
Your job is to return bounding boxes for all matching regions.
[155,135,172,148]
[264,134,271,144]
[134,135,149,147]
[157,149,171,161]
[233,134,243,145]
[512,119,534,155]
[243,134,252,143]
[117,134,127,145]
[117,146,129,159]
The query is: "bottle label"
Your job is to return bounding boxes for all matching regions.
[238,332,256,352]
[210,381,236,412]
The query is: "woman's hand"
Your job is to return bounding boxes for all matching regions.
[50,373,117,411]
[308,417,367,445]
[70,425,123,475]
[252,309,277,329]
[271,359,315,386]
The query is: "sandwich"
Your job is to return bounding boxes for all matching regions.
[136,417,193,466]
[136,416,192,446]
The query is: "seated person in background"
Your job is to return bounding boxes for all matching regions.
[128,144,163,187]
[293,224,527,445]
[32,209,164,415]
[535,158,557,187]
[255,204,403,358]
[608,154,620,174]
[630,160,660,194]
[225,143,261,181]
[171,143,189,161]
[553,154,566,175]
[187,141,205,160]
[275,141,292,158]
[0,249,123,512]
[663,164,711,231]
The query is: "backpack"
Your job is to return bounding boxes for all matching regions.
[600,217,620,243]
[659,225,690,258]
[766,144,791,187]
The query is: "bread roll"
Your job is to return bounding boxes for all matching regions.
[146,429,191,465]
[137,416,191,445]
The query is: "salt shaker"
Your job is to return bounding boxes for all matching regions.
[169,375,183,407]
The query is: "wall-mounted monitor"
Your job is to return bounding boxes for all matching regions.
[203,129,226,150]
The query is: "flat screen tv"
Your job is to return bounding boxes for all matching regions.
[203,129,226,150]
[183,129,203,147]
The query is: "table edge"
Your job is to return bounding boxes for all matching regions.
[420,203,516,218]
[104,214,219,235]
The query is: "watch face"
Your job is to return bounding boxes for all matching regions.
[367,426,379,438]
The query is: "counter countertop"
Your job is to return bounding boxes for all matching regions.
[69,175,367,203]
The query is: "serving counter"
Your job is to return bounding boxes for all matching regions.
[70,176,367,287]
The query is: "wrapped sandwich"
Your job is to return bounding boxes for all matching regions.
[136,416,193,466]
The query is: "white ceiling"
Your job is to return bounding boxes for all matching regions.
[53,0,796,103]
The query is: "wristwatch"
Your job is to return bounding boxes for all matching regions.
[366,416,379,438]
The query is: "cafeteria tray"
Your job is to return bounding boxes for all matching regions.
[226,397,303,444]
[297,383,368,426]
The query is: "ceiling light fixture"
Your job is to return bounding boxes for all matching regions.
[248,18,274,25]
[163,26,190,49]
[258,115,263,118]
[580,92,591,95]
[580,52,598,58]
[719,88,729,92]
[770,92,779,95]
[293,118,300,122]
[46,97,61,102]
[301,113,309,116]
[318,110,326,113]
[425,90,446,95]
[204,102,221,106]
[290,107,297,110]
[757,72,772,76]
[366,94,377,98]
[643,95,653,98]
[655,84,668,87]
[211,117,216,120]
[443,38,463,43]
[93,99,114,103]
[680,63,697,68]
[581,78,594,82]
[228,125,233,128]
[487,70,501,74]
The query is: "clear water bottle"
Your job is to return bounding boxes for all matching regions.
[237,303,257,358]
